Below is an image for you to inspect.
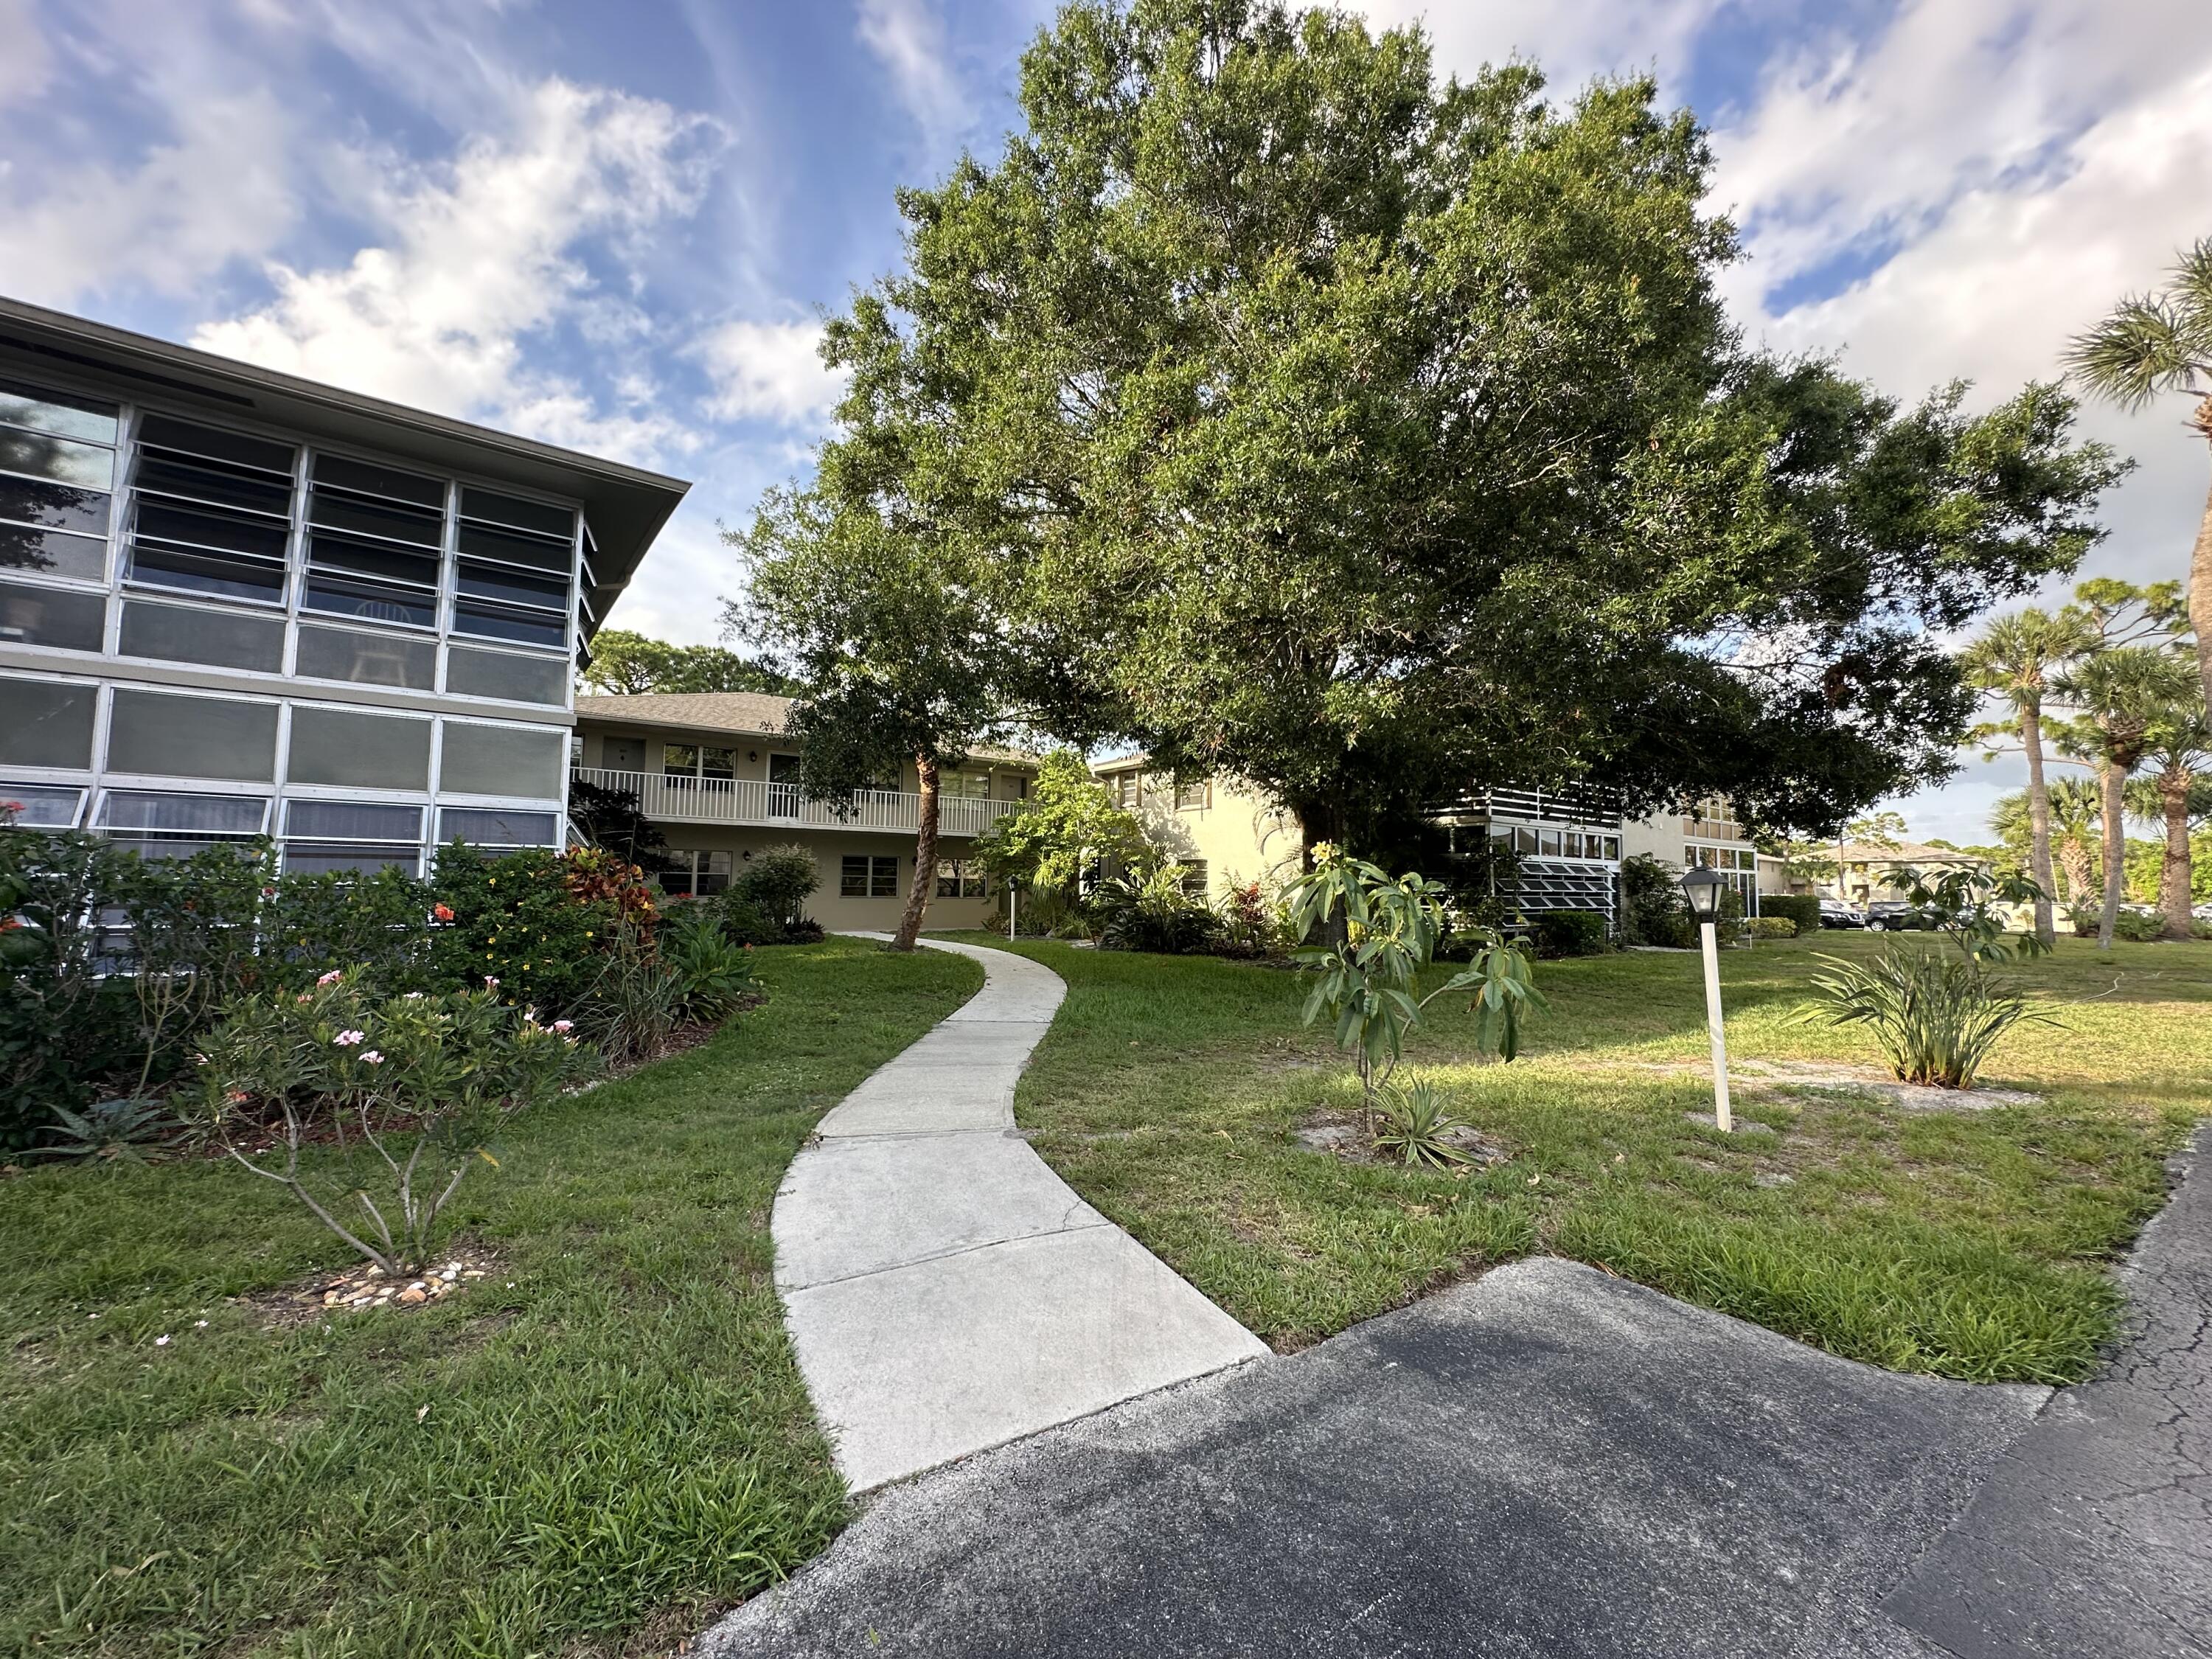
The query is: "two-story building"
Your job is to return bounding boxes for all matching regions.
[1093,758,1786,930]
[571,692,1037,929]
[0,296,686,874]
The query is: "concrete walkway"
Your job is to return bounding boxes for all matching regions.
[774,936,1267,1491]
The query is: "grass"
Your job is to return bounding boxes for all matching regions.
[953,930,2211,1385]
[0,936,980,1659]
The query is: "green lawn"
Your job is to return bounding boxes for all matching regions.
[0,936,980,1659]
[957,931,2212,1384]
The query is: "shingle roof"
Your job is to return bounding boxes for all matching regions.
[1838,841,1989,864]
[573,692,1041,765]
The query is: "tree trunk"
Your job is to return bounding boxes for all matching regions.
[891,753,939,951]
[2020,701,2058,946]
[2190,400,2212,723]
[2160,765,2195,939]
[1836,834,1848,901]
[2057,836,2094,911]
[2097,760,2126,951]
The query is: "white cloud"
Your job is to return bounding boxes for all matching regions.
[0,85,296,305]
[1350,0,1719,94]
[698,319,846,425]
[0,0,52,109]
[192,78,718,467]
[857,0,974,147]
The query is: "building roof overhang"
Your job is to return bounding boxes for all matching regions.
[0,295,690,641]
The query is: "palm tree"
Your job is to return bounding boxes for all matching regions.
[2125,689,2211,936]
[1962,608,2093,945]
[2055,647,2198,947]
[2065,237,2212,717]
[1992,778,2103,906]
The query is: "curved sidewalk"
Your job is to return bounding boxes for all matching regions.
[775,936,1267,1491]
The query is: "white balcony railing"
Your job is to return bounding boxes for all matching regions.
[571,767,1020,838]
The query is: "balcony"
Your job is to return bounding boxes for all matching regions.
[571,767,1020,838]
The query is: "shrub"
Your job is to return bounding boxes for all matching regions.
[1216,880,1290,959]
[1096,865,1222,953]
[731,844,821,931]
[2110,909,2166,943]
[195,971,593,1273]
[260,866,441,996]
[661,900,757,1024]
[1532,910,1609,958]
[1619,853,1694,947]
[429,845,627,1020]
[1761,894,1822,935]
[571,919,682,1067]
[1371,1079,1476,1169]
[1800,941,2053,1088]
[1747,916,1800,940]
[718,895,781,947]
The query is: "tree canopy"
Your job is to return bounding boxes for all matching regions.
[806,0,2126,851]
[578,629,799,698]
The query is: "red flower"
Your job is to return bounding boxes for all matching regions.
[432,903,456,923]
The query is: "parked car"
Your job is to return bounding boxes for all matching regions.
[1864,900,1932,931]
[1818,900,1868,930]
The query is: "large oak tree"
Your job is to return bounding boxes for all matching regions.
[790,1,2126,851]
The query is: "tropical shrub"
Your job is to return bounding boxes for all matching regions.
[1746,916,1800,940]
[730,844,821,931]
[22,1096,181,1164]
[566,777,675,876]
[1371,1079,1475,1169]
[2110,909,2166,944]
[1801,944,2053,1088]
[1531,910,1609,958]
[1761,894,1822,935]
[660,900,757,1023]
[970,748,1147,918]
[195,972,593,1273]
[1096,864,1222,953]
[1216,880,1290,959]
[1287,848,1543,1129]
[1619,853,1694,947]
[428,845,630,1020]
[718,895,781,947]
[571,919,682,1067]
[260,866,442,995]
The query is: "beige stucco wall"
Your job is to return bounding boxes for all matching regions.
[653,822,1004,933]
[1102,769,1301,899]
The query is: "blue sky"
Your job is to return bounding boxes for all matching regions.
[4,0,2211,843]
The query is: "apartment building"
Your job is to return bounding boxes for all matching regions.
[572,692,1038,929]
[0,297,686,870]
[1095,758,1786,928]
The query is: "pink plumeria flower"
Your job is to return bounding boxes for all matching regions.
[483,975,500,990]
[316,969,344,987]
[361,1050,384,1065]
[551,1019,574,1033]
[333,1029,366,1047]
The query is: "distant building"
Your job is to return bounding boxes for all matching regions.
[1806,841,1993,904]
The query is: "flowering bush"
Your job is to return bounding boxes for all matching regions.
[195,972,596,1273]
[428,845,627,1020]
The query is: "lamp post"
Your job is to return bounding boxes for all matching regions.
[1680,865,1732,1132]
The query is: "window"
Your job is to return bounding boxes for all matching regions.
[841,855,899,897]
[119,599,285,672]
[126,414,296,608]
[295,623,437,691]
[437,806,560,849]
[1111,772,1141,810]
[438,722,564,799]
[0,579,105,651]
[282,800,425,876]
[1,782,87,827]
[0,380,117,589]
[1538,829,1562,856]
[946,771,993,799]
[105,689,278,782]
[1178,860,1208,899]
[661,850,733,898]
[94,789,268,860]
[663,742,700,777]
[286,706,433,791]
[445,646,567,706]
[936,858,987,897]
[0,677,97,768]
[453,487,574,650]
[1175,779,1208,810]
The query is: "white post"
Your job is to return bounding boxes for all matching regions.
[1009,883,1019,939]
[1700,919,1732,1132]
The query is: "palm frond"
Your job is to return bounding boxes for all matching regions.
[2062,297,2201,412]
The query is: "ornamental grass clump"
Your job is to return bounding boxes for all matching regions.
[196,971,594,1274]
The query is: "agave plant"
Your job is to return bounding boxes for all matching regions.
[26,1098,178,1164]
[1801,944,2054,1088]
[1371,1079,1475,1169]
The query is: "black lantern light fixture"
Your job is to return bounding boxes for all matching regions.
[1680,863,1726,923]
